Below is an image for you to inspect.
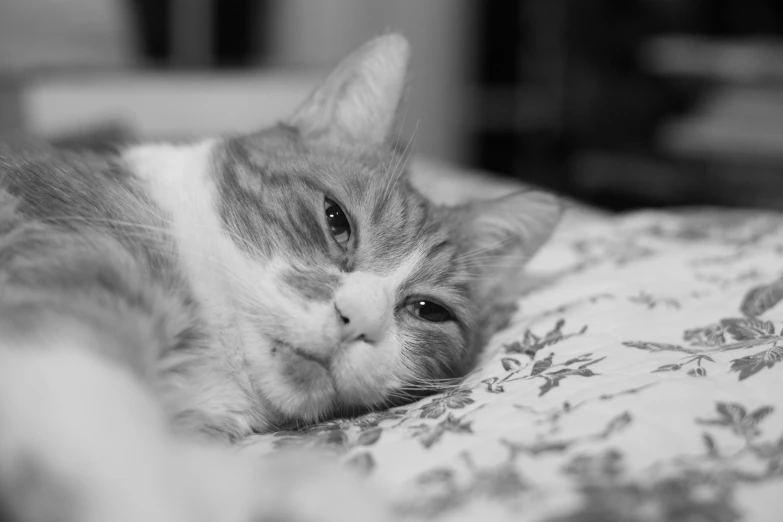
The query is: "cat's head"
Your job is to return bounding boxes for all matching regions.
[206,34,561,429]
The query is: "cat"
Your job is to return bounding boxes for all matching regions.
[0,34,561,521]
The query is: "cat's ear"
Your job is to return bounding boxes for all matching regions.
[285,33,410,148]
[450,190,563,300]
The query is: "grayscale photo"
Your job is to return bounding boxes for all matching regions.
[0,1,781,521]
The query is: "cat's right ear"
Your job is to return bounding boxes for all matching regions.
[285,34,410,149]
[448,190,563,301]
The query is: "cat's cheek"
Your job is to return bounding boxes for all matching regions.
[398,320,467,380]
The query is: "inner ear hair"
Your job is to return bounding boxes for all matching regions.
[284,34,411,150]
[448,189,563,297]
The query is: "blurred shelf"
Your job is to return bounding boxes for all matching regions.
[0,69,322,140]
[660,85,783,160]
[642,35,783,84]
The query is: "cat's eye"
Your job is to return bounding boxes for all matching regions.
[324,198,351,248]
[406,299,453,323]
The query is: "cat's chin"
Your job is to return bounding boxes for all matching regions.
[261,339,339,423]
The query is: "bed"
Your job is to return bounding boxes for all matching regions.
[237,158,783,522]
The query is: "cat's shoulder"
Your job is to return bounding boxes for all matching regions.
[0,137,155,224]
[0,137,127,184]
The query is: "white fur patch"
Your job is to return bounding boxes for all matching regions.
[124,141,268,432]
[124,141,235,332]
[335,271,391,343]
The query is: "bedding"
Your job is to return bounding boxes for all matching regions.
[240,174,783,521]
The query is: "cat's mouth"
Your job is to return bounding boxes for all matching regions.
[290,346,330,369]
[271,338,331,367]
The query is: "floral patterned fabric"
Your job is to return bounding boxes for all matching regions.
[241,208,783,522]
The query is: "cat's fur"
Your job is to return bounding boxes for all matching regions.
[0,34,561,521]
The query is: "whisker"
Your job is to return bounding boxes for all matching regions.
[382,105,410,190]
[403,375,465,384]
[456,261,532,272]
[37,215,175,235]
[36,213,264,258]
[399,380,464,390]
[381,119,419,205]
[390,121,418,188]
[453,237,519,265]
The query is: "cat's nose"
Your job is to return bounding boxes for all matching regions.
[334,272,390,343]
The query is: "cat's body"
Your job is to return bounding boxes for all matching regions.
[0,35,561,521]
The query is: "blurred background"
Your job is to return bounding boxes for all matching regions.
[2,0,783,211]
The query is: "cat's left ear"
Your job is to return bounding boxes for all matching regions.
[286,33,410,148]
[449,190,563,299]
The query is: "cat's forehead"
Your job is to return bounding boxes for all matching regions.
[230,125,404,191]
[216,127,453,274]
